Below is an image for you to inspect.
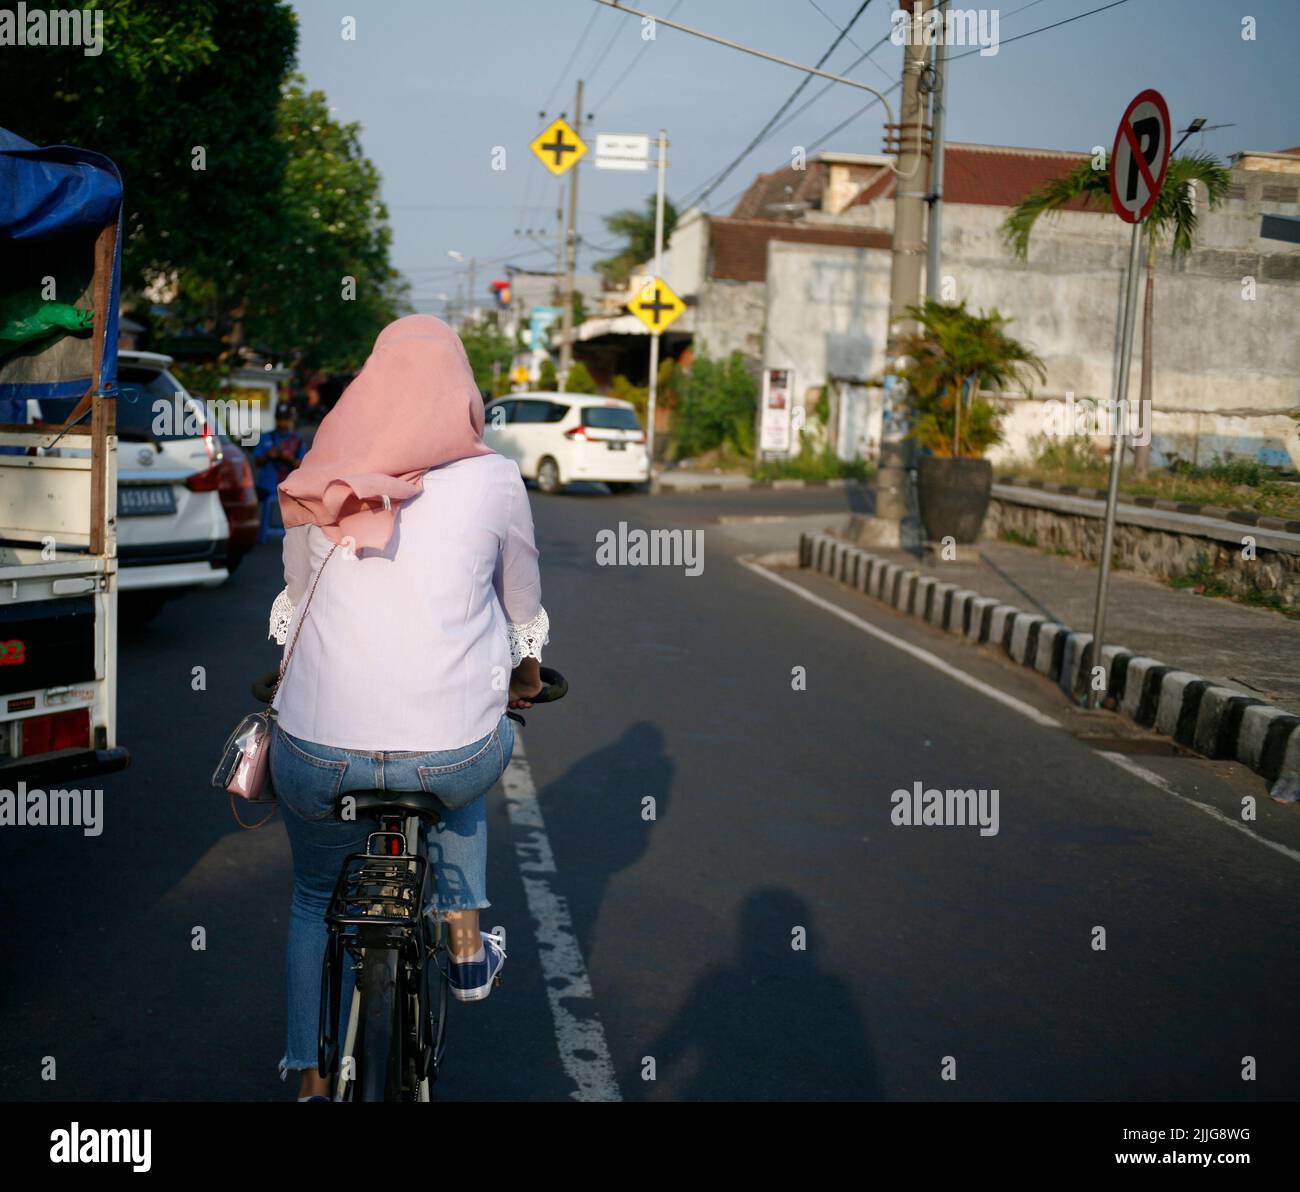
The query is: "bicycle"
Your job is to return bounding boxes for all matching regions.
[297,668,569,1102]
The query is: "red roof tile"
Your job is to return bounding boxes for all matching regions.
[708,218,891,283]
[853,144,1106,213]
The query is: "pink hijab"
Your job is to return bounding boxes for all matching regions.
[278,315,494,552]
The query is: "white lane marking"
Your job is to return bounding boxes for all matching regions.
[500,736,623,1102]
[1100,751,1300,866]
[737,555,1061,728]
[736,556,1300,868]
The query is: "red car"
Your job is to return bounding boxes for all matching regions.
[217,434,260,571]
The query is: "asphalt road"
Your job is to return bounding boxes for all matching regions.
[2,484,1298,1101]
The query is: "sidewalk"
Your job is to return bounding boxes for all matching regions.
[854,535,1300,715]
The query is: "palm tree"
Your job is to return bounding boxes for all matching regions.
[897,299,1047,458]
[594,194,679,289]
[1002,151,1232,475]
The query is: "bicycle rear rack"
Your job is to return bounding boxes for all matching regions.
[318,842,431,1079]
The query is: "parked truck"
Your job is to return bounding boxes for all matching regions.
[0,128,129,780]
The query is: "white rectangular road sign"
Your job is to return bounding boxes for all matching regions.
[595,133,650,170]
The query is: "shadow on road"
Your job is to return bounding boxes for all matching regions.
[639,889,881,1100]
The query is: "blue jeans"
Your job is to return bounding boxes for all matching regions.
[269,714,514,1076]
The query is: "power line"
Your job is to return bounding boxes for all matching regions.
[948,0,1134,63]
[590,0,688,111]
[683,0,876,211]
[539,5,604,115]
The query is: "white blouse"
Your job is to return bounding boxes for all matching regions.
[268,452,548,752]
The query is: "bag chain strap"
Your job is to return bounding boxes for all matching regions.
[277,542,340,689]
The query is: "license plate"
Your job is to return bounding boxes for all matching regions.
[118,485,176,517]
[607,441,626,451]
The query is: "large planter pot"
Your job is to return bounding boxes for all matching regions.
[916,456,993,544]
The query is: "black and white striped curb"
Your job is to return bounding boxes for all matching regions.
[799,531,1300,791]
[654,477,856,493]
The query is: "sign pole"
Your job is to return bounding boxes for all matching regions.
[1089,217,1146,706]
[645,128,668,470]
[1088,87,1171,709]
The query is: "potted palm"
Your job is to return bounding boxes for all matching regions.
[896,299,1046,543]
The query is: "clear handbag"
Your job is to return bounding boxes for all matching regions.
[211,544,338,826]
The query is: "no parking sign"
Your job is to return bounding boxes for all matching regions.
[1109,88,1171,223]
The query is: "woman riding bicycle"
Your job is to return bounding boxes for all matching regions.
[266,314,548,1101]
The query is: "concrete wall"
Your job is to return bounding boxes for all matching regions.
[762,241,892,458]
[790,164,1300,467]
[693,278,767,361]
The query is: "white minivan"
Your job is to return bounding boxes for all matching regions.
[483,392,649,494]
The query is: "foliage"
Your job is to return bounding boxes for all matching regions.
[1005,443,1300,520]
[233,77,407,369]
[565,361,597,394]
[895,299,1045,458]
[458,321,514,394]
[0,3,406,372]
[753,435,874,482]
[0,0,298,296]
[536,359,558,391]
[594,194,679,289]
[1002,151,1232,260]
[671,352,757,460]
[612,374,647,418]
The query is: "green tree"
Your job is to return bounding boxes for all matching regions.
[537,358,558,391]
[672,352,757,460]
[235,77,407,369]
[895,299,1046,459]
[457,321,513,394]
[1003,150,1232,475]
[565,361,597,393]
[0,0,298,303]
[594,194,679,288]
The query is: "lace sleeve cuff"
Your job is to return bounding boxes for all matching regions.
[507,606,549,667]
[269,587,294,646]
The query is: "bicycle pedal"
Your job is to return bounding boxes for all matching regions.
[492,974,503,988]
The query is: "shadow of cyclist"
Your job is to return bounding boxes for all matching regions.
[527,720,672,954]
[636,888,881,1100]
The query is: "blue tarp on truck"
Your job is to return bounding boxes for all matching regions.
[0,125,123,402]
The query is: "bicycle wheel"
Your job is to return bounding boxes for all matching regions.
[354,948,401,1101]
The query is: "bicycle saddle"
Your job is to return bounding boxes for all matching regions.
[342,789,443,823]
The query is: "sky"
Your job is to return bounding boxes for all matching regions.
[288,0,1300,315]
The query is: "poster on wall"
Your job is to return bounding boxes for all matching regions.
[760,367,794,454]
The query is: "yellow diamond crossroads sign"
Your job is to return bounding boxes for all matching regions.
[628,277,685,333]
[530,117,587,177]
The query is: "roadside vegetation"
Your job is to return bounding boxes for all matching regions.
[1003,437,1300,520]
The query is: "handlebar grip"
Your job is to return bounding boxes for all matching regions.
[529,667,568,704]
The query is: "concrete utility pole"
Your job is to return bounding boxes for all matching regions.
[872,1,932,545]
[558,79,584,385]
[645,129,669,467]
[926,0,949,301]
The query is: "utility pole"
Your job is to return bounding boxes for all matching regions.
[468,256,477,325]
[926,0,949,301]
[558,79,584,385]
[872,0,932,547]
[645,129,669,467]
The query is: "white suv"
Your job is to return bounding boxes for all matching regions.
[39,350,230,616]
[483,392,649,494]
